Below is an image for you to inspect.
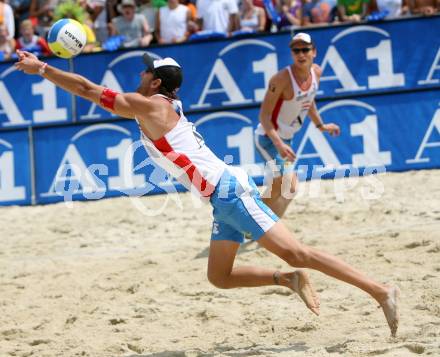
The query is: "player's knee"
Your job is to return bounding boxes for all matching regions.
[281,245,312,267]
[207,271,231,289]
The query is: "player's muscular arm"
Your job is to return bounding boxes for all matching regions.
[110,92,157,119]
[307,101,323,128]
[307,65,323,128]
[313,63,322,81]
[260,73,296,161]
[259,75,286,148]
[14,50,154,120]
[41,65,150,119]
[307,64,340,136]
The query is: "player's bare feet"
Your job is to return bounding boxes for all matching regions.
[288,270,320,316]
[379,285,400,337]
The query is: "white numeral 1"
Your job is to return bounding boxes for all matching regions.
[253,53,278,101]
[107,138,145,190]
[32,79,68,123]
[0,151,25,201]
[367,40,405,89]
[227,127,255,165]
[351,115,391,167]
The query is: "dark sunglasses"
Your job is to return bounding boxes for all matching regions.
[291,47,313,54]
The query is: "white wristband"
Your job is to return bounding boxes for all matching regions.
[38,62,48,75]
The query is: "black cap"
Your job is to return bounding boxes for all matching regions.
[143,53,183,93]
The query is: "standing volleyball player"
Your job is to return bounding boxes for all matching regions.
[14,49,399,336]
[255,32,340,218]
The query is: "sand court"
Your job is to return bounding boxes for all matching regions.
[1,169,439,356]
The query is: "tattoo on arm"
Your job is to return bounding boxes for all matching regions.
[269,83,276,93]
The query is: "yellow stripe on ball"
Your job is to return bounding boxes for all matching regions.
[48,41,72,59]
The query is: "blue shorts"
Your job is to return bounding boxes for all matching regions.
[210,168,279,244]
[254,133,293,178]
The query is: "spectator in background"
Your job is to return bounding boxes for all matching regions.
[180,0,197,19]
[15,19,51,56]
[10,0,31,39]
[409,0,438,15]
[337,0,370,22]
[156,0,190,44]
[138,0,157,38]
[369,0,408,18]
[196,0,240,34]
[254,0,275,32]
[302,0,336,25]
[152,0,167,8]
[276,0,302,29]
[107,0,118,20]
[240,0,267,32]
[82,0,109,44]
[30,0,58,37]
[179,0,198,35]
[110,0,152,48]
[0,0,15,39]
[0,24,15,60]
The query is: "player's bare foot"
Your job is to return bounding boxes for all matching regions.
[379,285,400,337]
[288,270,320,316]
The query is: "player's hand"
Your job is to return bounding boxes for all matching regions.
[14,50,44,75]
[276,141,296,162]
[321,123,340,136]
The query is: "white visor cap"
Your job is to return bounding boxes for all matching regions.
[290,33,313,46]
[153,57,181,69]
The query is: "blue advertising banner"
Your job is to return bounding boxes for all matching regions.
[29,89,439,204]
[0,16,438,129]
[1,17,438,205]
[291,91,440,175]
[0,57,72,128]
[73,16,440,121]
[0,129,31,205]
[33,120,174,204]
[192,90,440,179]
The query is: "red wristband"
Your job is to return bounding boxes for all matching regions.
[100,88,118,110]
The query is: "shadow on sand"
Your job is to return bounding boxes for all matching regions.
[194,240,259,260]
[125,341,309,356]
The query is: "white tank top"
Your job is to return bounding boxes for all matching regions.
[159,4,188,43]
[136,95,226,200]
[256,66,318,140]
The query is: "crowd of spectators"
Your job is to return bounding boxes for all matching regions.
[0,0,438,59]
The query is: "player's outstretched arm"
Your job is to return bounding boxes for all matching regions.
[309,64,340,136]
[14,50,151,120]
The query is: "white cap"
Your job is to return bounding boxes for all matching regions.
[290,33,313,46]
[154,57,181,69]
[143,53,183,92]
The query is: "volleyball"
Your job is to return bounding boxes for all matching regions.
[47,19,87,59]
